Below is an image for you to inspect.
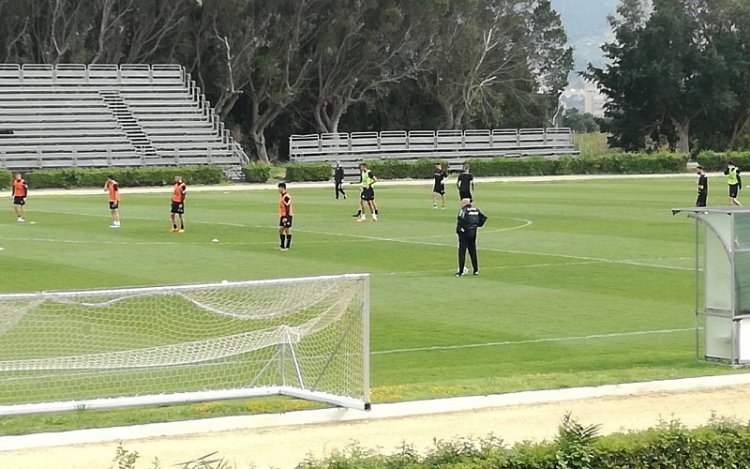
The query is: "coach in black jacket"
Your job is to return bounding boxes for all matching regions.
[456,198,487,277]
[334,161,347,200]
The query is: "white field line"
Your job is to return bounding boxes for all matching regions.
[285,226,694,271]
[2,211,691,271]
[372,328,694,355]
[0,172,703,198]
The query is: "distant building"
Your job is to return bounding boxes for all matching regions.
[583,80,606,117]
[560,80,607,118]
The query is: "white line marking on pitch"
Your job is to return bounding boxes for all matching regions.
[372,328,694,355]
[12,213,690,271]
[284,226,693,271]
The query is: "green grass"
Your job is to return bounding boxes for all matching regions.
[573,132,618,157]
[0,177,736,434]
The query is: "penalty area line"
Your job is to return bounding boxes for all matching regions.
[372,328,694,355]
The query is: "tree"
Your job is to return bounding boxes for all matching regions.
[243,0,324,162]
[414,0,571,130]
[586,0,750,153]
[192,0,273,119]
[562,108,600,133]
[309,0,440,133]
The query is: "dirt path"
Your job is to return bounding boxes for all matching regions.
[2,380,750,469]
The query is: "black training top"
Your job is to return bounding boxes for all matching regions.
[457,172,473,192]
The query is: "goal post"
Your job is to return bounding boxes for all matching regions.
[0,274,370,416]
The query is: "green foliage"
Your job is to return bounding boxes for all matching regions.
[112,444,141,469]
[563,110,600,133]
[368,159,448,179]
[242,163,271,183]
[693,151,750,172]
[284,163,331,182]
[0,169,11,189]
[24,166,225,189]
[573,132,615,158]
[466,153,686,177]
[554,413,601,469]
[298,416,750,468]
[586,0,750,153]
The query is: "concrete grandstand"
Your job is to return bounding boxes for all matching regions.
[0,63,248,172]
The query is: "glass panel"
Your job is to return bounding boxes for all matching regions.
[705,314,732,360]
[705,226,732,312]
[735,213,750,249]
[736,251,750,315]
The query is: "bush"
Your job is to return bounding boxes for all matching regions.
[298,417,750,468]
[463,153,686,177]
[368,159,448,179]
[24,166,225,189]
[694,151,750,171]
[242,163,271,183]
[285,163,332,182]
[0,169,11,189]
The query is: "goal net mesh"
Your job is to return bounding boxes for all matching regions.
[0,274,369,414]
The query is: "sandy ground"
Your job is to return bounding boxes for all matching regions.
[2,377,750,469]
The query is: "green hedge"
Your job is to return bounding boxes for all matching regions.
[368,159,449,179]
[23,166,225,189]
[242,163,271,183]
[298,417,750,468]
[285,163,331,182]
[0,169,10,189]
[467,153,686,177]
[694,151,750,171]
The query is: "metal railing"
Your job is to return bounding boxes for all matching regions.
[289,128,576,161]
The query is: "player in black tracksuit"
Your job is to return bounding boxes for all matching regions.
[456,198,487,276]
[334,162,347,200]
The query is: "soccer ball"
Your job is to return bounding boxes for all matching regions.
[462,266,469,275]
[211,238,220,243]
[221,280,229,284]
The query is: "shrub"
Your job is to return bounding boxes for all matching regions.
[0,169,12,189]
[24,166,225,189]
[242,163,271,183]
[368,160,413,179]
[298,417,750,468]
[368,159,448,179]
[694,151,750,172]
[285,163,332,182]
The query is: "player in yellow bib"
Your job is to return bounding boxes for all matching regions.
[353,163,378,222]
[725,161,742,206]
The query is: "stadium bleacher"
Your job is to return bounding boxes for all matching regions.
[289,127,579,176]
[0,63,248,171]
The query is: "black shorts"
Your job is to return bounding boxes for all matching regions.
[696,193,707,207]
[109,201,119,210]
[361,187,375,201]
[459,191,472,201]
[171,202,185,214]
[279,216,293,228]
[13,197,25,206]
[729,184,740,198]
[433,185,445,195]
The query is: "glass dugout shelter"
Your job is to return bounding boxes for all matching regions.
[672,207,750,366]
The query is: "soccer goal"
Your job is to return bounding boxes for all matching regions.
[0,274,370,416]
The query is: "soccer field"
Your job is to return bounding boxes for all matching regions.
[0,176,733,404]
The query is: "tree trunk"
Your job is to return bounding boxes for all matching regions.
[328,105,345,134]
[314,100,329,133]
[250,130,270,164]
[672,118,690,154]
[440,101,454,130]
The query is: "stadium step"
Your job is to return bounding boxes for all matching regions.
[99,90,159,159]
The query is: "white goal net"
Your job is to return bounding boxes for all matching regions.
[0,274,370,415]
